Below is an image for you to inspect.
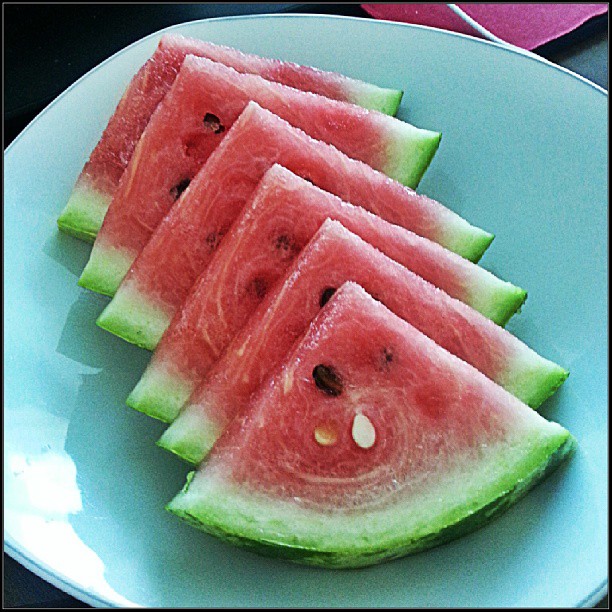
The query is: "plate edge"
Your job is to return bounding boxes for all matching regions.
[4,12,608,609]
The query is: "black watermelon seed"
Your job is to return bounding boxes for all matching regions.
[273,234,299,260]
[249,277,268,299]
[170,178,191,201]
[203,113,225,134]
[319,287,337,307]
[312,364,343,396]
[380,347,394,371]
[275,234,293,251]
[205,231,221,251]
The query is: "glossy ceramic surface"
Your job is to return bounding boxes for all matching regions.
[4,14,608,608]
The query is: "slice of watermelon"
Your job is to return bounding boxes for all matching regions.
[57,34,403,242]
[158,220,568,464]
[100,163,521,350]
[95,101,495,350]
[78,56,441,296]
[167,282,575,568]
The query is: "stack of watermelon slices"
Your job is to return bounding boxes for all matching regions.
[59,35,575,568]
[57,34,406,243]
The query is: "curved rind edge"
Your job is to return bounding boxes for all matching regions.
[157,404,220,464]
[524,365,570,411]
[167,433,576,569]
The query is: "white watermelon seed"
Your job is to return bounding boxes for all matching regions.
[352,414,376,449]
[314,424,338,446]
[283,368,294,395]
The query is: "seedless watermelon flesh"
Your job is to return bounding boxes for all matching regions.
[57,34,403,242]
[99,163,520,350]
[159,220,568,464]
[78,56,441,296]
[168,283,575,568]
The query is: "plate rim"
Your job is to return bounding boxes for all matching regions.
[4,12,608,609]
[4,541,119,608]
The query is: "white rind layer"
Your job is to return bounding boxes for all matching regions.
[169,421,571,561]
[96,280,172,350]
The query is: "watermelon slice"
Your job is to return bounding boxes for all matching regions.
[96,102,495,350]
[57,34,403,242]
[136,219,564,444]
[100,163,521,350]
[158,220,568,464]
[78,56,441,296]
[167,282,575,568]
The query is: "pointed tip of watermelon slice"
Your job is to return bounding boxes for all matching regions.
[528,363,570,410]
[156,413,220,465]
[386,89,404,116]
[158,399,225,465]
[57,219,96,244]
[383,123,442,189]
[412,129,443,189]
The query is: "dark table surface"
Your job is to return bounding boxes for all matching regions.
[3,3,608,608]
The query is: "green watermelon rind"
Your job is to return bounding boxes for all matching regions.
[504,356,570,410]
[167,431,575,568]
[386,127,442,189]
[476,283,527,328]
[354,87,404,117]
[96,281,171,350]
[157,402,220,463]
[57,184,110,243]
[456,230,495,264]
[126,364,193,423]
[78,242,133,297]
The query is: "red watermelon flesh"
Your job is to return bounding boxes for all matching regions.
[77,56,442,297]
[146,221,564,460]
[98,163,520,351]
[159,220,568,463]
[56,34,403,242]
[159,35,404,112]
[167,282,574,568]
[91,101,491,348]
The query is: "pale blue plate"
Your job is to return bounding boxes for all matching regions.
[4,14,608,608]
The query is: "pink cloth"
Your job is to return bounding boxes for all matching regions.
[361,4,608,50]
